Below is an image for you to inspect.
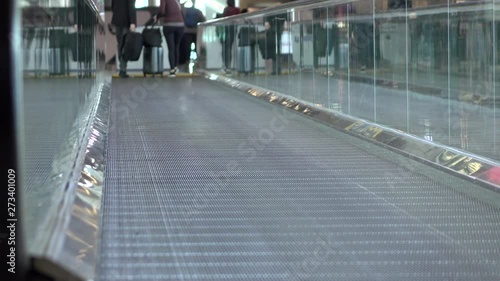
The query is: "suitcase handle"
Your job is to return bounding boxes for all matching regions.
[144,18,159,28]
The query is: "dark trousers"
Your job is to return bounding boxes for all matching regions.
[163,26,184,70]
[350,23,374,69]
[115,26,129,72]
[222,29,236,69]
[272,29,283,74]
[179,32,197,66]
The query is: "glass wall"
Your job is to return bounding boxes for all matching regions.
[20,0,106,252]
[199,0,499,162]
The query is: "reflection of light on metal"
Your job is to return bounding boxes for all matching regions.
[78,181,92,189]
[338,22,345,29]
[67,231,92,248]
[80,185,92,194]
[420,118,433,142]
[330,103,341,111]
[460,117,468,150]
[439,151,456,163]
[459,161,482,175]
[72,205,99,229]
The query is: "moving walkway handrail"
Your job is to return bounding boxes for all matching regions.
[199,0,334,25]
[200,0,496,26]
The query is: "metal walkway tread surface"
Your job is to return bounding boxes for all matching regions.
[99,77,500,281]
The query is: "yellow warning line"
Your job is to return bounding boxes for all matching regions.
[112,73,199,78]
[24,74,81,79]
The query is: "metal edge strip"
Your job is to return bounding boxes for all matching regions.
[200,71,500,194]
[31,75,112,281]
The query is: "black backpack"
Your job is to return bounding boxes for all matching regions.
[122,32,143,61]
[184,8,199,28]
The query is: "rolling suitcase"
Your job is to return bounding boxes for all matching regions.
[122,32,143,61]
[143,46,164,77]
[237,46,254,74]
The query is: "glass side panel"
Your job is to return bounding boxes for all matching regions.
[199,0,500,162]
[20,0,106,252]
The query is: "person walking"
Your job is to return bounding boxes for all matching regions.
[220,0,240,75]
[154,0,185,77]
[111,0,137,78]
[179,1,206,71]
[264,13,288,75]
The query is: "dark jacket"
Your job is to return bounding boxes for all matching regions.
[265,13,288,33]
[222,6,240,17]
[158,0,184,25]
[111,0,136,27]
[74,0,97,28]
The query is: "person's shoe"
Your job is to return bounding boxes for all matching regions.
[169,69,176,77]
[224,69,232,76]
[119,71,130,78]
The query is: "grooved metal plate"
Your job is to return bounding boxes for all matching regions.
[23,78,82,192]
[99,77,500,281]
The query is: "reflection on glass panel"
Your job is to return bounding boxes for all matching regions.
[348,0,375,121]
[21,0,105,253]
[235,16,259,85]
[374,0,408,131]
[325,4,350,113]
[312,8,329,107]
[198,0,500,162]
[408,0,451,151]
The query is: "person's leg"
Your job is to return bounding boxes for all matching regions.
[173,27,184,69]
[225,32,235,71]
[115,27,128,75]
[223,39,231,69]
[186,33,196,63]
[275,28,283,74]
[178,34,190,67]
[163,26,176,73]
[192,33,198,55]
